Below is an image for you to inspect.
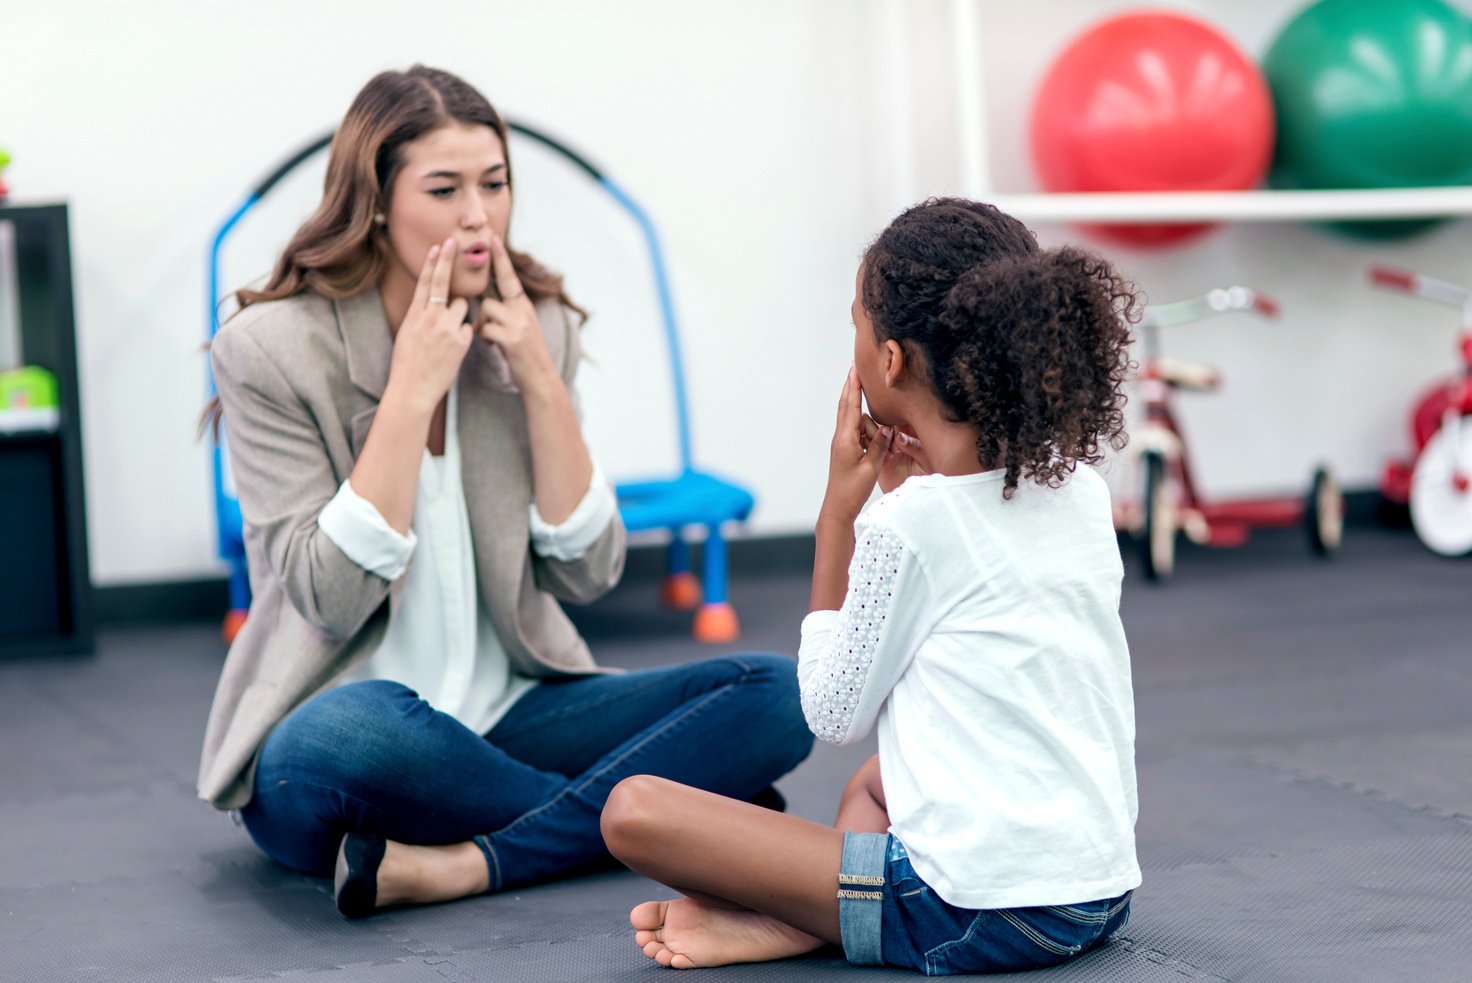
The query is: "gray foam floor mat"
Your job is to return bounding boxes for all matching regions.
[3,525,1471,981]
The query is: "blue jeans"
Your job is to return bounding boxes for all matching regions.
[240,654,813,891]
[840,834,1132,976]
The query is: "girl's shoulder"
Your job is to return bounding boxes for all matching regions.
[858,466,1109,540]
[863,469,1007,518]
[855,474,957,538]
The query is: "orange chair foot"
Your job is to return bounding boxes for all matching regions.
[660,572,702,611]
[693,603,741,644]
[222,609,248,645]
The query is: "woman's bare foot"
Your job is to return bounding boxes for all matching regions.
[373,840,489,908]
[630,898,825,969]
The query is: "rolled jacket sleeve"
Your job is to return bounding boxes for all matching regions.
[528,462,617,562]
[317,478,418,581]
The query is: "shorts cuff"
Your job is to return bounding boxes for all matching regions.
[838,832,888,965]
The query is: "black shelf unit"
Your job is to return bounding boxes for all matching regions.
[0,202,93,656]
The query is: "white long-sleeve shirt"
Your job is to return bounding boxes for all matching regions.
[316,381,616,735]
[798,467,1140,910]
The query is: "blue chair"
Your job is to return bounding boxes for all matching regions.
[209,124,755,644]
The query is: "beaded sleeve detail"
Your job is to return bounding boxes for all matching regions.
[800,523,909,744]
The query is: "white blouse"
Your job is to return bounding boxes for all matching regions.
[316,381,616,735]
[798,467,1140,910]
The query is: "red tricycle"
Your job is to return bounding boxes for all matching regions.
[1367,265,1472,556]
[1118,286,1344,580]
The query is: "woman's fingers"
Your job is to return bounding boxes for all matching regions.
[475,298,525,350]
[477,297,509,332]
[427,236,457,307]
[446,297,470,329]
[489,233,526,303]
[409,243,441,310]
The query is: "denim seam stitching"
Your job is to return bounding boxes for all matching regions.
[923,910,988,975]
[996,909,1080,957]
[1048,905,1112,925]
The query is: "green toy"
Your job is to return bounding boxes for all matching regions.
[0,366,58,410]
[0,146,9,201]
[1264,0,1472,238]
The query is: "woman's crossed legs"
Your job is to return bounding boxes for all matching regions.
[240,653,813,913]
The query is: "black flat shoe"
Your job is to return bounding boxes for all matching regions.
[333,832,387,919]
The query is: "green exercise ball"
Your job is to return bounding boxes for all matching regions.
[1264,0,1472,238]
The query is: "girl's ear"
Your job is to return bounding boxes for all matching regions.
[882,339,906,389]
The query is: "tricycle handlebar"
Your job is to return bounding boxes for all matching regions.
[1367,264,1472,308]
[1141,286,1280,329]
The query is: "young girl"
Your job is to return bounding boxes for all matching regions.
[600,197,1140,974]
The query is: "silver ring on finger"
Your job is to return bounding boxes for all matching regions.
[501,289,525,301]
[428,295,448,305]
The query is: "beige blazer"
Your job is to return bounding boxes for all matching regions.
[197,287,626,810]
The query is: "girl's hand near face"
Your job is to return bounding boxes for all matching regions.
[821,366,881,526]
[477,233,558,395]
[387,237,474,411]
[862,418,933,494]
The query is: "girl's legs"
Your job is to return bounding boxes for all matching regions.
[241,655,812,911]
[603,754,890,970]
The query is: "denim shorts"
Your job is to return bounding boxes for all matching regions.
[838,833,1132,976]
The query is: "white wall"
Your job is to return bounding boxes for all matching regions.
[2,0,1467,586]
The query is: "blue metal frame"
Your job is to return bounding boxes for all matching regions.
[208,123,753,623]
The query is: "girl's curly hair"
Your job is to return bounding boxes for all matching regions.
[861,198,1139,498]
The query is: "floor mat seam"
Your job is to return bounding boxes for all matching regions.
[1242,754,1472,830]
[1112,937,1231,982]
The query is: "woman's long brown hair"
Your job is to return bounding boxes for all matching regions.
[203,65,582,432]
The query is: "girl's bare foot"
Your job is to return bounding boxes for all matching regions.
[630,898,826,969]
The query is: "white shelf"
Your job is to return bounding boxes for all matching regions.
[0,406,60,434]
[944,5,1472,228]
[986,188,1472,225]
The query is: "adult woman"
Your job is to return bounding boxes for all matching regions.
[197,65,812,918]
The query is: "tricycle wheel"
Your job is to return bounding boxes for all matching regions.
[1409,419,1472,557]
[1142,451,1176,581]
[1306,467,1344,557]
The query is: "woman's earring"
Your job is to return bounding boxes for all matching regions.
[373,212,386,227]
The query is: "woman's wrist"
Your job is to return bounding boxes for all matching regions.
[381,377,442,420]
[511,352,562,400]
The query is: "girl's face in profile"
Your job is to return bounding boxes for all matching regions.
[383,122,512,301]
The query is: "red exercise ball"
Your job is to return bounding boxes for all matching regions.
[1029,11,1275,247]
